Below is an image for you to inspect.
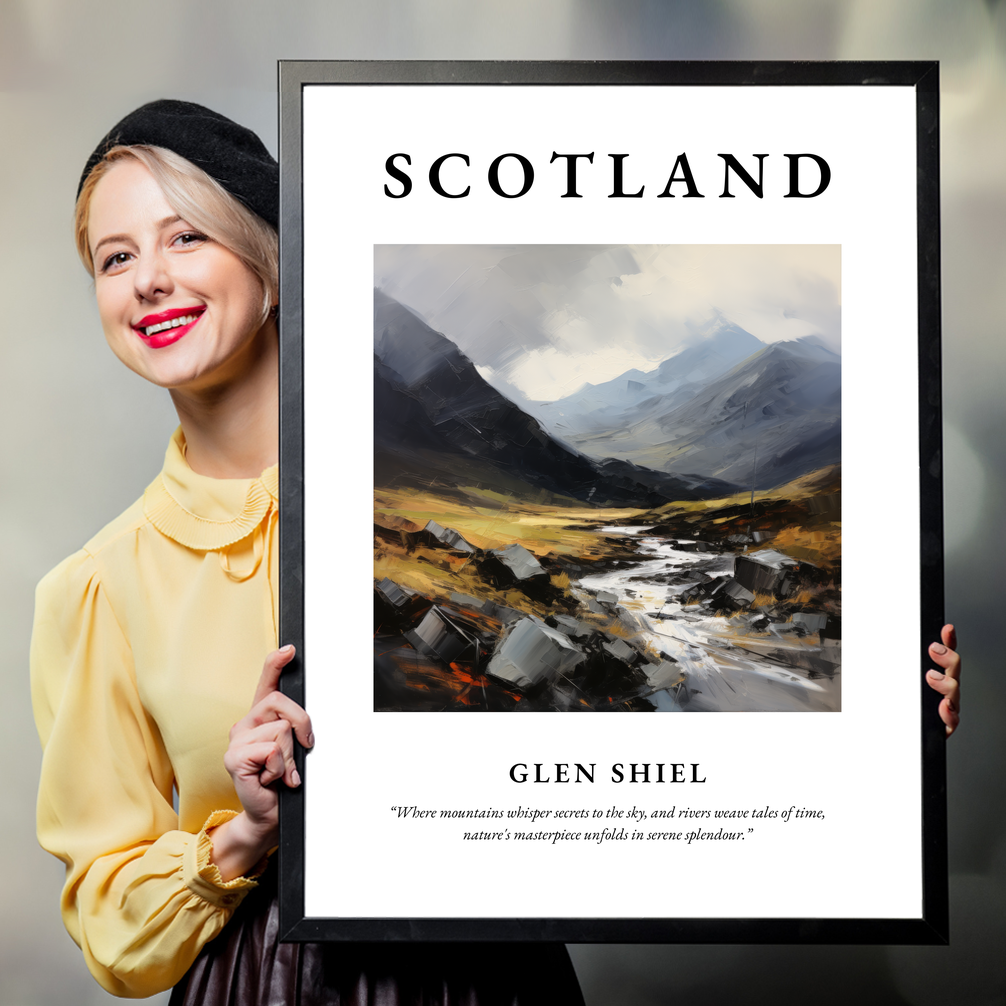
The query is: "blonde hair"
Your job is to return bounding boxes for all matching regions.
[75,145,278,323]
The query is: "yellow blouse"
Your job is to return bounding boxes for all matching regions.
[31,428,279,998]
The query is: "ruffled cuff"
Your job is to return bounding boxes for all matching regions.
[182,810,269,910]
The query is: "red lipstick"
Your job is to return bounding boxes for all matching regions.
[132,306,205,349]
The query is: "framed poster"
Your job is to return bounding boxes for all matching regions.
[277,61,946,943]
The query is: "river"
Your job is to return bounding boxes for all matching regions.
[576,527,841,713]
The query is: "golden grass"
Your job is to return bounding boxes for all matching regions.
[374,545,530,616]
[769,525,842,567]
[637,465,840,521]
[375,486,645,560]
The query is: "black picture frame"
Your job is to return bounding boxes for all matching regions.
[277,60,945,944]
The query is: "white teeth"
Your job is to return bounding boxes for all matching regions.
[142,313,199,337]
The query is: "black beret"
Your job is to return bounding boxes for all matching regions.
[78,99,278,228]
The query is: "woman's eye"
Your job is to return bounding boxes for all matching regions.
[101,251,132,273]
[173,231,208,248]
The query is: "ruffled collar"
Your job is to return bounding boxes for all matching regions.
[143,428,278,551]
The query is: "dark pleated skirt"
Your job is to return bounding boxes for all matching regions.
[169,869,585,1006]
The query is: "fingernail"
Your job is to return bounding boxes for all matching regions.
[928,670,944,680]
[280,644,295,654]
[306,732,315,748]
[931,643,947,654]
[291,768,301,787]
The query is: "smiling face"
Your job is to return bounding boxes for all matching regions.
[87,158,272,393]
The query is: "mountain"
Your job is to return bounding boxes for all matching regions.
[524,316,765,445]
[570,336,841,490]
[373,291,736,505]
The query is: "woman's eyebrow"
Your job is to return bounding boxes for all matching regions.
[92,216,185,257]
[92,232,133,256]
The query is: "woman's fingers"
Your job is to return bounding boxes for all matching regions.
[225,739,293,791]
[941,623,958,653]
[232,689,314,750]
[925,681,961,736]
[223,645,311,813]
[927,623,961,737]
[243,644,314,749]
[224,738,287,788]
[230,719,302,788]
[929,645,961,681]
[926,668,960,736]
[252,644,297,707]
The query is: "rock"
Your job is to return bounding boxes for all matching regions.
[602,638,639,664]
[616,607,646,632]
[550,614,595,639]
[734,549,802,597]
[677,583,708,604]
[374,578,430,633]
[486,617,585,691]
[405,606,477,664]
[376,577,415,608]
[486,543,546,581]
[423,520,476,553]
[710,577,756,610]
[596,589,618,605]
[792,611,828,633]
[646,660,683,692]
[483,601,524,624]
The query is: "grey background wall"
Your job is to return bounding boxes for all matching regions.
[1,2,1003,1003]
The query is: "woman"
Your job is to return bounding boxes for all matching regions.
[31,100,586,1003]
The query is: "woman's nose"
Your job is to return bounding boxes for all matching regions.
[133,249,173,302]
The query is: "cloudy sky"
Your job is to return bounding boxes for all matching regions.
[375,243,841,402]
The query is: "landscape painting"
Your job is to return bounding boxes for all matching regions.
[373,245,841,713]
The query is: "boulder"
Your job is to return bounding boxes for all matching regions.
[734,549,801,597]
[486,543,546,582]
[602,637,639,664]
[423,520,476,553]
[646,660,684,692]
[487,617,584,691]
[549,614,595,639]
[792,611,828,633]
[710,577,756,610]
[376,577,415,609]
[406,606,477,664]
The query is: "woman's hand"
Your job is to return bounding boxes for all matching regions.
[926,624,961,738]
[209,645,314,881]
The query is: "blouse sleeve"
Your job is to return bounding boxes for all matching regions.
[31,549,262,998]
